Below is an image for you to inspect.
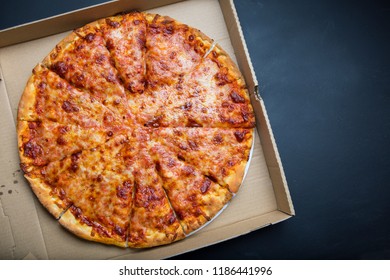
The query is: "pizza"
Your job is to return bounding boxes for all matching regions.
[17,12,255,248]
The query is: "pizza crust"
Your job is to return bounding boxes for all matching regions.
[128,219,185,248]
[191,28,215,57]
[59,208,128,248]
[17,121,35,172]
[17,69,38,121]
[73,20,101,38]
[226,128,255,193]
[209,44,247,85]
[24,175,67,219]
[225,161,248,194]
[42,32,79,67]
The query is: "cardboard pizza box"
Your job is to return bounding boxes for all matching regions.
[0,0,294,259]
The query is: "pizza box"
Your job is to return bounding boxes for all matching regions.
[0,0,294,259]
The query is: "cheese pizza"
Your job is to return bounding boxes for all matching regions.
[17,12,255,248]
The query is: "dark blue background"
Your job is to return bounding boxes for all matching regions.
[1,0,389,259]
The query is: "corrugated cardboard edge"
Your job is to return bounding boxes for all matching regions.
[220,0,294,215]
[0,0,184,48]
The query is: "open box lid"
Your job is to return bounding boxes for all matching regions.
[0,0,294,259]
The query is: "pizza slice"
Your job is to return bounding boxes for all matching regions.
[18,64,123,131]
[121,134,185,247]
[156,44,256,128]
[18,120,124,172]
[144,13,213,88]
[26,133,134,247]
[150,127,253,193]
[42,22,133,124]
[58,168,133,247]
[99,12,147,93]
[148,140,233,234]
[23,133,128,216]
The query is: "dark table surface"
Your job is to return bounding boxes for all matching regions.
[1,0,389,260]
